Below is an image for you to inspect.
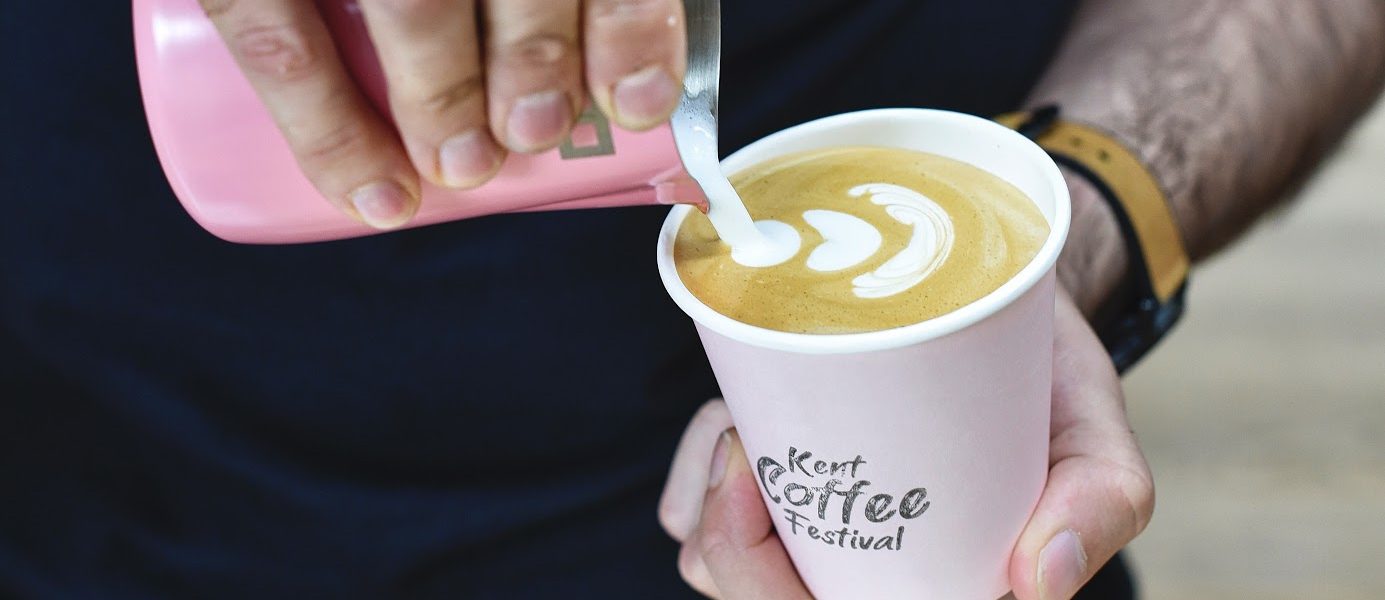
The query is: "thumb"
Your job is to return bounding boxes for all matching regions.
[694,430,813,600]
[1008,294,1156,600]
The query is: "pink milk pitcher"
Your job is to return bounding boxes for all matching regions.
[133,0,704,244]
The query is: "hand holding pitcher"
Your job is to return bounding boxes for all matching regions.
[199,0,687,228]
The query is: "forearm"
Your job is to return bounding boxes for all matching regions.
[1037,0,1385,315]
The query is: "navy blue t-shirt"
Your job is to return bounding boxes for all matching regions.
[1,1,1134,597]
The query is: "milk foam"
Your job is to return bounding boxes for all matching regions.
[730,220,801,267]
[802,210,882,272]
[846,183,955,299]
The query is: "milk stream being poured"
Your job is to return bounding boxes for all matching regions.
[698,173,802,268]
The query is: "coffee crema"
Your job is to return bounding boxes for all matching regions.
[674,146,1049,334]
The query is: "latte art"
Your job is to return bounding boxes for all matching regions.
[846,183,955,299]
[674,147,1049,334]
[761,184,957,299]
[802,210,881,273]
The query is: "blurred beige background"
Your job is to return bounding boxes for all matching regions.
[1123,97,1385,599]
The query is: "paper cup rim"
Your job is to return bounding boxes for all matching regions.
[656,108,1071,355]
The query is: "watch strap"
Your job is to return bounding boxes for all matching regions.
[996,106,1190,373]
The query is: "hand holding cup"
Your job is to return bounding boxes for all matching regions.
[661,289,1154,600]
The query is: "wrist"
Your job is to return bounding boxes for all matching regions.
[1056,166,1130,320]
[999,105,1191,372]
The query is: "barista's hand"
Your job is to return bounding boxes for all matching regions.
[201,0,686,228]
[658,290,1155,600]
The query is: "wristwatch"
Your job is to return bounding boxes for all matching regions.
[996,106,1190,374]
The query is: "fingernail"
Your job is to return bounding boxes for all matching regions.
[613,66,676,129]
[349,180,414,229]
[1038,529,1088,600]
[707,430,732,489]
[438,130,501,188]
[506,90,572,151]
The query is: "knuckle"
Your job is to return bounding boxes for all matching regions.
[676,543,701,584]
[1116,467,1156,537]
[677,540,720,597]
[696,527,733,559]
[692,399,730,427]
[586,0,678,67]
[696,397,727,416]
[657,500,683,541]
[198,0,234,18]
[371,0,450,20]
[407,75,484,120]
[493,33,574,71]
[231,24,319,83]
[292,119,371,172]
[589,0,674,26]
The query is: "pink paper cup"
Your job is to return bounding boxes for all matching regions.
[656,109,1071,599]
